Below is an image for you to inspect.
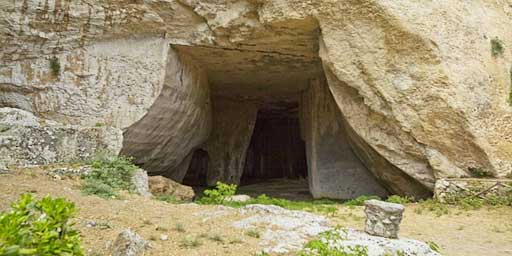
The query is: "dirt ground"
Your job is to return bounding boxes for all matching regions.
[1,168,511,256]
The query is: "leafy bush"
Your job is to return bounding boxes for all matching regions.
[343,195,381,206]
[81,152,138,198]
[197,182,237,204]
[386,195,414,204]
[0,194,84,255]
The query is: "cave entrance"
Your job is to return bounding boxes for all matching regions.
[239,104,310,200]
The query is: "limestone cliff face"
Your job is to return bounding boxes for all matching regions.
[1,0,512,197]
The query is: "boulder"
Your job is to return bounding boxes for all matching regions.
[225,194,252,203]
[112,229,148,256]
[131,169,152,198]
[148,176,195,201]
[364,200,405,239]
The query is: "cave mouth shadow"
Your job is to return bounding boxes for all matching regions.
[238,106,311,201]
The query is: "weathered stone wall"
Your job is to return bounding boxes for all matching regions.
[121,49,211,180]
[300,78,389,199]
[0,108,122,167]
[205,97,258,186]
[0,36,169,128]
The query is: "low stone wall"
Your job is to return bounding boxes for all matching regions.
[434,178,512,203]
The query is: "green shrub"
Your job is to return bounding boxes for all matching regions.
[386,195,414,204]
[81,152,138,199]
[197,182,237,204]
[0,194,84,255]
[343,195,381,206]
[491,37,504,57]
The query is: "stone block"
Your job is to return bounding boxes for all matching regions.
[364,200,404,239]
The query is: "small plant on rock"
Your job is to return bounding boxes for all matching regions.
[49,56,61,77]
[491,37,504,57]
[0,194,84,255]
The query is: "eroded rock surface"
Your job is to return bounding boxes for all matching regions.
[2,0,512,197]
[233,204,331,253]
[112,229,148,256]
[0,108,122,167]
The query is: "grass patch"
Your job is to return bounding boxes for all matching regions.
[415,199,450,216]
[208,234,224,243]
[0,194,84,255]
[174,223,186,233]
[196,182,339,214]
[245,229,261,239]
[343,195,381,207]
[81,152,138,199]
[180,235,202,248]
[156,194,181,204]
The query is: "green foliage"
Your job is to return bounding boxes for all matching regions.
[426,241,441,253]
[343,195,381,206]
[468,167,493,178]
[197,182,237,204]
[0,194,84,255]
[459,197,484,210]
[299,230,368,256]
[386,195,414,204]
[49,56,60,77]
[81,152,138,199]
[491,37,504,57]
[199,192,338,214]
